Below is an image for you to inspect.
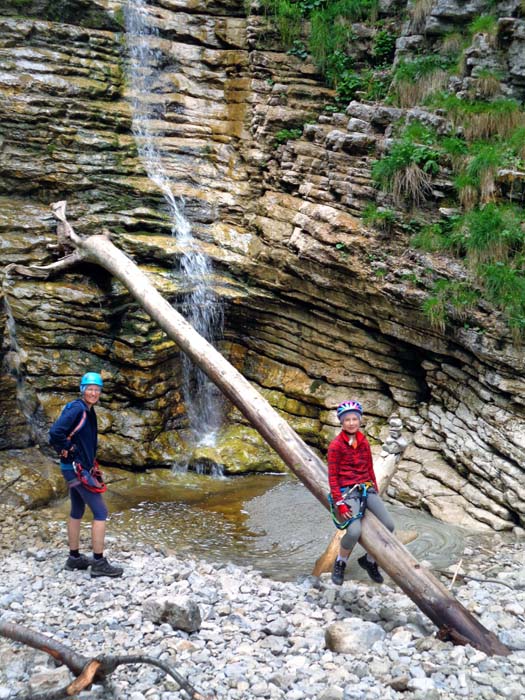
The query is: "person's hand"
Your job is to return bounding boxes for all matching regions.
[60,443,75,460]
[337,503,352,520]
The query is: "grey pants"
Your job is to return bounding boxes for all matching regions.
[340,491,395,552]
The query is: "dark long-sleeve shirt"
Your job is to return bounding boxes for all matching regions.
[327,429,378,503]
[49,398,98,470]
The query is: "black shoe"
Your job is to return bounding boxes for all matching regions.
[358,554,384,583]
[64,554,90,571]
[90,557,123,578]
[331,558,346,586]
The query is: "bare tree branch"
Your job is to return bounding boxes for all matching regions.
[4,253,85,280]
[0,621,212,700]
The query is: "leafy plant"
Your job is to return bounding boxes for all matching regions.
[372,29,397,66]
[274,127,303,146]
[287,40,309,59]
[334,71,364,103]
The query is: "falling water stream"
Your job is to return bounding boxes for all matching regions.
[125,0,224,444]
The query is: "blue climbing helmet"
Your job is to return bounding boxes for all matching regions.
[80,372,103,393]
[336,400,363,422]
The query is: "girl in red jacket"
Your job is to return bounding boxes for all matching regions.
[328,400,394,585]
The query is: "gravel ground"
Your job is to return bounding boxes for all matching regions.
[0,504,524,700]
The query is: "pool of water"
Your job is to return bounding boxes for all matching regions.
[46,468,488,582]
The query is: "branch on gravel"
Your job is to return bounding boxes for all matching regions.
[0,621,212,700]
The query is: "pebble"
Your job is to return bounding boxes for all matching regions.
[0,504,524,700]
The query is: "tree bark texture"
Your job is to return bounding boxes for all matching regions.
[43,202,510,656]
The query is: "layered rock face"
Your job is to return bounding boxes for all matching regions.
[0,0,524,532]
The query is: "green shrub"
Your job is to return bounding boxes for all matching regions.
[452,203,525,265]
[274,127,303,146]
[401,120,438,145]
[372,140,440,206]
[372,29,397,65]
[423,279,479,331]
[481,262,525,335]
[287,40,309,59]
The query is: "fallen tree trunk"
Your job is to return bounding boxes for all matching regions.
[7,201,509,656]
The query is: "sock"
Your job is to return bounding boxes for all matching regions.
[69,549,80,558]
[366,554,376,564]
[93,552,103,561]
[336,555,348,563]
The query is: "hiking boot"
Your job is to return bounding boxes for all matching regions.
[331,558,346,586]
[90,557,123,578]
[358,554,384,583]
[64,554,90,571]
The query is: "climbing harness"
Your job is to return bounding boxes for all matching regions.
[73,459,107,494]
[328,481,374,530]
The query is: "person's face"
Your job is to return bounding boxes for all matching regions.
[83,385,101,408]
[341,412,361,434]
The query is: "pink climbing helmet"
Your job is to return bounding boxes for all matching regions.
[336,400,363,422]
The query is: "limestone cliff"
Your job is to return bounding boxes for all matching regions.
[0,0,524,532]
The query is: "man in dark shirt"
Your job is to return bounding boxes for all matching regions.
[49,372,122,578]
[328,400,394,585]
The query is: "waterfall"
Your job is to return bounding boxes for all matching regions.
[125,0,224,446]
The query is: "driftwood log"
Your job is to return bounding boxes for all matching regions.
[4,201,510,656]
[0,620,210,700]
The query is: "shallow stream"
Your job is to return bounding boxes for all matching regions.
[46,469,490,582]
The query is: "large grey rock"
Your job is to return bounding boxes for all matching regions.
[143,595,202,632]
[325,619,386,653]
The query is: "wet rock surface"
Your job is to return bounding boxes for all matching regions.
[0,504,524,699]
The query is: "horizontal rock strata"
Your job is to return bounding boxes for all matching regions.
[0,0,524,531]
